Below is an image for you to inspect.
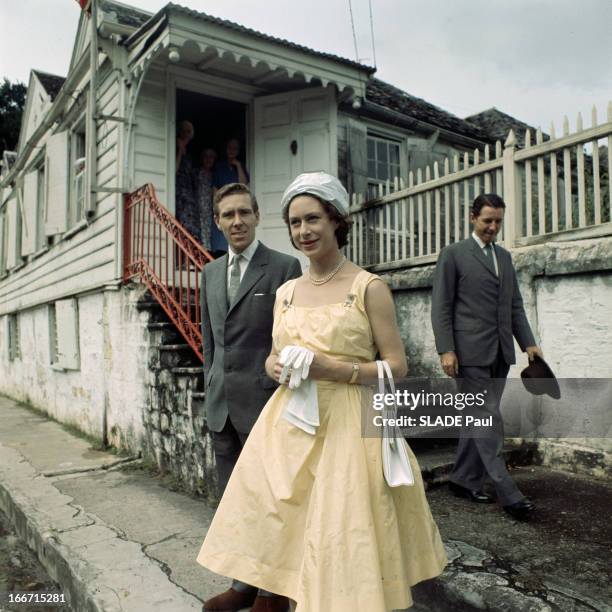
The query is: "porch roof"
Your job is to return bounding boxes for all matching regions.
[124,3,374,97]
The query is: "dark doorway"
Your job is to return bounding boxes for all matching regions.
[175,89,247,253]
[176,89,246,165]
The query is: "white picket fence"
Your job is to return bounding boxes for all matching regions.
[347,102,612,268]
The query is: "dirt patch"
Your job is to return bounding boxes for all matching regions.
[428,466,612,604]
[0,510,72,611]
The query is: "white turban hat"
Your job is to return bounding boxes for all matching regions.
[280,172,349,216]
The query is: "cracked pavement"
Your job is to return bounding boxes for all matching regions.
[1,396,611,612]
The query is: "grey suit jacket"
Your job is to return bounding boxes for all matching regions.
[201,242,302,433]
[431,237,536,366]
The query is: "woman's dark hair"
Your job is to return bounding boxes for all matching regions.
[282,195,352,249]
[471,193,506,217]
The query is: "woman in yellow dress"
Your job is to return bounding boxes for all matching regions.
[197,172,447,611]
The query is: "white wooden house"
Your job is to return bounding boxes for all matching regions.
[0,0,490,458]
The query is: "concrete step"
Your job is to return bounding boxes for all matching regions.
[158,344,191,351]
[155,344,201,369]
[170,367,203,376]
[147,321,175,330]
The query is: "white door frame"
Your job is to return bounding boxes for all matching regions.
[165,66,260,213]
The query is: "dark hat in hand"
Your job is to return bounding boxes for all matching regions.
[520,355,561,399]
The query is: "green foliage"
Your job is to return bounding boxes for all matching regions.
[0,78,27,158]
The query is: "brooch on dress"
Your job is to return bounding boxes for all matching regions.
[343,294,356,309]
[281,298,291,312]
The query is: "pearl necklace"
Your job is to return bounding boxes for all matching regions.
[308,256,346,285]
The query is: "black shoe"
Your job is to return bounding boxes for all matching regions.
[448,481,494,503]
[503,498,536,520]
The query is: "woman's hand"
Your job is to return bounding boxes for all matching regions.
[306,352,335,381]
[269,352,338,384]
[271,360,286,384]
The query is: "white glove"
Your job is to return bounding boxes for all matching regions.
[279,345,319,434]
[279,345,314,389]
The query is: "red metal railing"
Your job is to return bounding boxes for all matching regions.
[123,184,214,362]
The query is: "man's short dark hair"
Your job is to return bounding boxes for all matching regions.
[282,196,352,249]
[472,193,506,217]
[214,183,259,215]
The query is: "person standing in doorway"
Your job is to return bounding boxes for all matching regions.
[175,120,200,240]
[200,183,301,612]
[431,193,543,520]
[195,147,217,251]
[210,138,249,255]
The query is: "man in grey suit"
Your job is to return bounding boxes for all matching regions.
[431,193,543,520]
[201,182,300,612]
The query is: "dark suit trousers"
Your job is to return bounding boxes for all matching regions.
[449,347,524,506]
[212,418,249,495]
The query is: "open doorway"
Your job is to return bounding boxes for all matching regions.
[175,89,247,256]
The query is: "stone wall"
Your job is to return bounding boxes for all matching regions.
[2,237,609,491]
[0,285,151,450]
[381,235,612,476]
[139,303,215,498]
[0,284,216,499]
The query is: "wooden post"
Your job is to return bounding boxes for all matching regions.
[576,113,586,227]
[550,122,559,233]
[536,127,546,235]
[591,106,601,225]
[502,129,521,247]
[524,129,532,237]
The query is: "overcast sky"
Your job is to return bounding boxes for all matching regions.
[1,0,610,135]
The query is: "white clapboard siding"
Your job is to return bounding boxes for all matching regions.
[0,212,114,296]
[55,297,80,370]
[45,131,69,235]
[133,73,167,200]
[0,213,5,272]
[93,72,121,213]
[6,196,19,269]
[0,210,116,315]
[21,171,38,256]
[2,316,8,359]
[0,65,123,315]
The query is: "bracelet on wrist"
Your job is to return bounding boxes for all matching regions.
[348,360,360,384]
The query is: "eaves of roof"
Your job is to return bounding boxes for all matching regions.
[124,2,375,75]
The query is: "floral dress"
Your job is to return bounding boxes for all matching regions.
[175,155,200,240]
[195,169,214,251]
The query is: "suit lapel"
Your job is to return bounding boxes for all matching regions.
[469,237,498,279]
[226,243,269,317]
[212,254,229,315]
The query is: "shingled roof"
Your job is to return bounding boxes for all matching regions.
[465,107,549,148]
[365,79,489,143]
[33,71,65,101]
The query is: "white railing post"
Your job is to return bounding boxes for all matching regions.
[502,129,522,247]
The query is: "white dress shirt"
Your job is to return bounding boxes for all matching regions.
[226,239,259,287]
[472,231,498,276]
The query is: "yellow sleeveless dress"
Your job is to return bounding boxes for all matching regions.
[197,271,447,611]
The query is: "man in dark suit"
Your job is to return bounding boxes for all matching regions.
[201,182,301,612]
[431,193,543,520]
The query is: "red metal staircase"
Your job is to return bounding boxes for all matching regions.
[123,184,213,362]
